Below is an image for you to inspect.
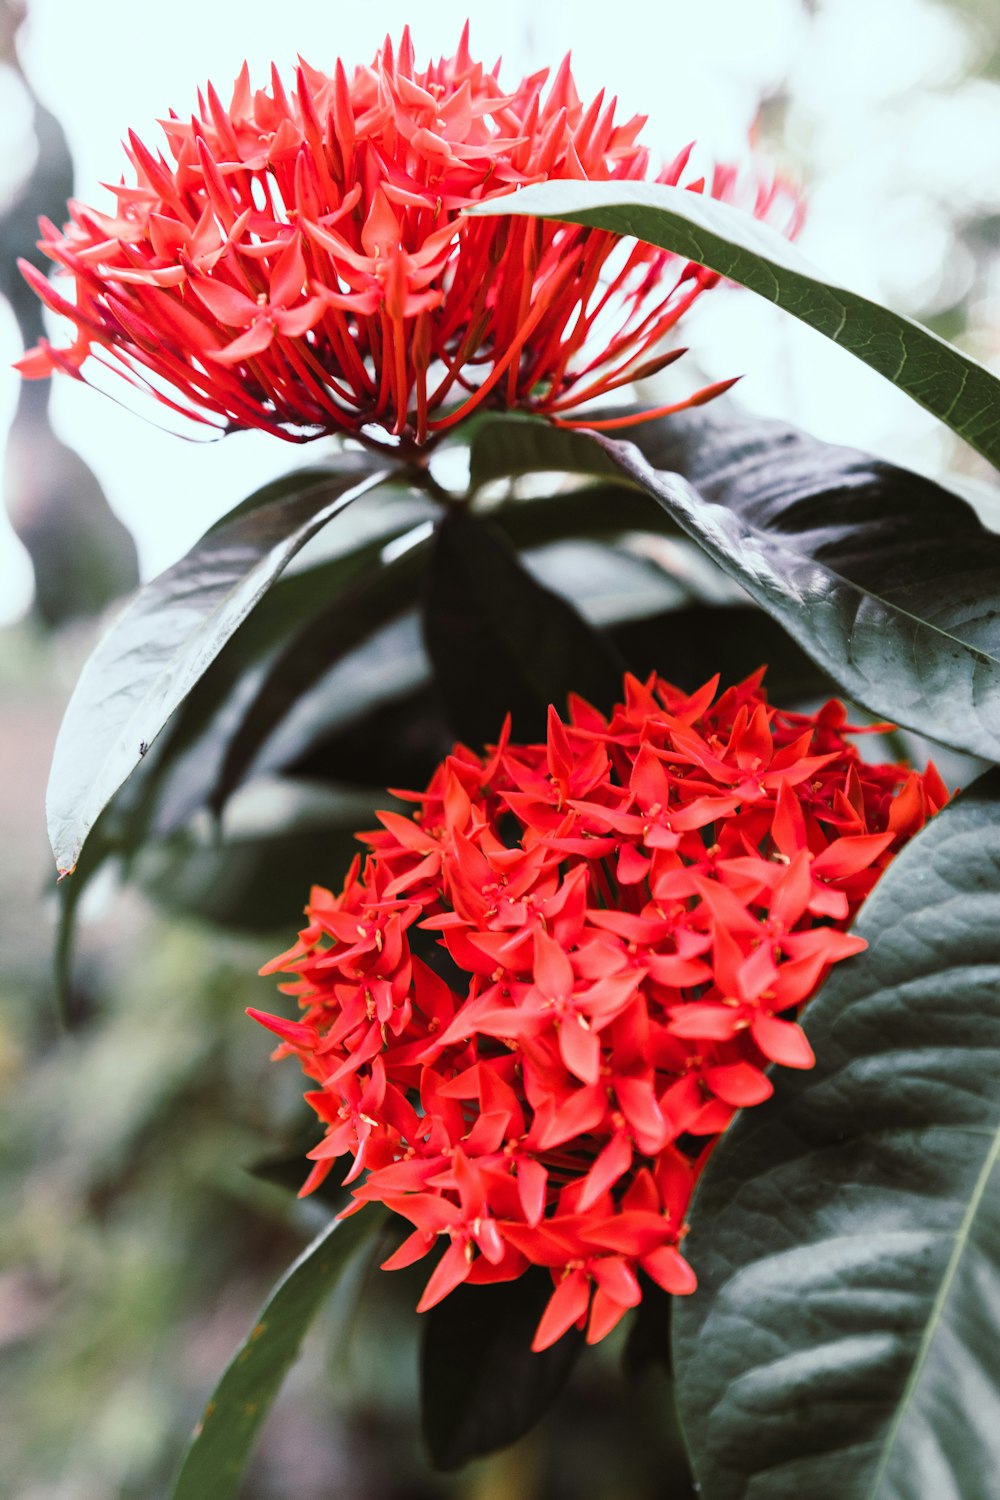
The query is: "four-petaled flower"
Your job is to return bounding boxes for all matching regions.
[18,27,800,449]
[251,669,948,1350]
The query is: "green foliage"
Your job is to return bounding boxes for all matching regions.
[46,458,395,875]
[171,1207,384,1500]
[420,1269,584,1470]
[470,408,1000,760]
[672,768,1000,1499]
[423,510,624,745]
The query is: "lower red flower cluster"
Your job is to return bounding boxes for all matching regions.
[251,671,948,1350]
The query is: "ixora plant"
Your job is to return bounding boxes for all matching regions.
[24,24,1000,1500]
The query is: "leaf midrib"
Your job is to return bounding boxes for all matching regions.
[467,184,1000,472]
[864,1121,1000,1499]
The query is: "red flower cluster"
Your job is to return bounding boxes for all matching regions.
[18,28,799,447]
[252,671,947,1350]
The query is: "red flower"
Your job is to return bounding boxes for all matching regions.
[18,28,800,449]
[251,670,948,1350]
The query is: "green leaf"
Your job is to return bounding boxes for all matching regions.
[423,510,625,745]
[468,182,1000,471]
[209,531,434,814]
[491,480,686,548]
[470,411,647,495]
[672,770,1000,1500]
[52,808,113,1023]
[421,1268,583,1470]
[469,406,1000,761]
[47,455,394,876]
[121,471,709,860]
[610,602,832,702]
[138,778,388,933]
[170,1206,382,1500]
[622,1276,675,1380]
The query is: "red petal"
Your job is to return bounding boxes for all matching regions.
[534,929,574,1000]
[532,1269,590,1351]
[751,1014,815,1068]
[702,1061,773,1107]
[590,1255,641,1308]
[559,1014,601,1086]
[641,1245,697,1296]
[275,295,328,336]
[245,1007,315,1048]
[416,1239,472,1311]
[381,1228,435,1271]
[617,841,651,885]
[209,318,275,363]
[811,832,894,880]
[586,1286,631,1344]
[578,1132,633,1212]
[517,1157,548,1225]
[191,277,258,325]
[269,233,307,308]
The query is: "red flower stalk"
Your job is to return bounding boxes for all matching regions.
[252,670,948,1350]
[18,27,800,449]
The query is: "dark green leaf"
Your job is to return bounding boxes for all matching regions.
[609,602,832,701]
[471,406,1000,760]
[241,612,432,788]
[51,744,171,1019]
[138,779,386,933]
[468,182,1000,471]
[123,473,708,856]
[622,1276,674,1380]
[282,678,452,795]
[47,455,394,876]
[421,1267,584,1470]
[131,492,437,846]
[170,1206,382,1500]
[423,510,624,745]
[492,480,685,548]
[673,770,1000,1500]
[52,809,113,1024]
[470,411,647,495]
[212,499,706,805]
[210,532,433,813]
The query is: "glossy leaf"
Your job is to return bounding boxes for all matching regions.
[421,1267,584,1470]
[468,182,1000,471]
[673,769,1000,1500]
[47,456,394,875]
[170,1206,382,1500]
[470,413,646,495]
[108,551,377,849]
[423,510,625,745]
[470,407,1000,760]
[210,533,433,813]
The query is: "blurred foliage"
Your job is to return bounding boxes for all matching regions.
[0,0,138,628]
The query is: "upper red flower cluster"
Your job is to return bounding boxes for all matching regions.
[18,27,799,447]
[252,671,947,1351]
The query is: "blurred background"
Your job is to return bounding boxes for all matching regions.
[2,1,999,1495]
